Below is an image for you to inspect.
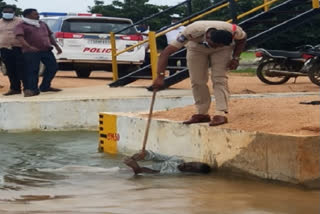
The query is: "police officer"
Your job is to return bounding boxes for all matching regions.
[152,20,247,126]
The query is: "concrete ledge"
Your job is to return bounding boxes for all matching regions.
[99,112,320,188]
[0,96,194,132]
[1,91,317,132]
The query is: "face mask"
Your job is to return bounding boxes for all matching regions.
[2,13,14,20]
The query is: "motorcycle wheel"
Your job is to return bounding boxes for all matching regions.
[308,62,320,86]
[256,61,291,85]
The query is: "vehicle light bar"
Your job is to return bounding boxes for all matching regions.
[40,12,102,17]
[40,12,68,17]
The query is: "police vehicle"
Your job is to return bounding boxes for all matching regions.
[40,12,145,78]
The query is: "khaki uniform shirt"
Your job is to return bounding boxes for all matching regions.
[0,17,22,49]
[170,20,246,49]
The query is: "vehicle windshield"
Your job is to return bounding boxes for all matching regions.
[42,18,62,32]
[61,19,137,34]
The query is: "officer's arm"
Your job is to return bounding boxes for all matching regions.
[228,37,247,70]
[233,37,247,59]
[157,45,179,77]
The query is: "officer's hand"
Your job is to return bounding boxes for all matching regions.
[152,75,165,90]
[228,59,240,70]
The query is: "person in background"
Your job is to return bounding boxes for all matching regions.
[124,150,212,174]
[15,8,62,97]
[0,5,24,96]
[165,14,186,75]
[138,23,151,68]
[152,20,247,126]
[165,14,185,45]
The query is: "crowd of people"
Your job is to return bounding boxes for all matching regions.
[0,5,61,97]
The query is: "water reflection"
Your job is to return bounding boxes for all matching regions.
[0,131,319,214]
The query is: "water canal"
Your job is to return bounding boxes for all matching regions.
[0,131,319,214]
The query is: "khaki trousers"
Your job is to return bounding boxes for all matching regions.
[187,45,233,115]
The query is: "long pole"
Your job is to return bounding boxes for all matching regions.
[141,90,157,152]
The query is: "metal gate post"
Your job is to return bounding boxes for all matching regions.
[110,32,118,81]
[148,31,158,80]
[264,0,270,11]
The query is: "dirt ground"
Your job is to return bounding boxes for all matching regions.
[0,70,319,94]
[0,71,319,136]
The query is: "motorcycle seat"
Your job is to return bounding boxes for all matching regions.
[265,50,303,58]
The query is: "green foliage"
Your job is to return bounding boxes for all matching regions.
[0,1,5,9]
[240,52,255,61]
[231,68,256,75]
[91,0,165,28]
[258,16,320,50]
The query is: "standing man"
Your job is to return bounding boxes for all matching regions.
[152,21,247,126]
[15,8,62,97]
[165,14,186,75]
[165,14,185,44]
[0,5,24,96]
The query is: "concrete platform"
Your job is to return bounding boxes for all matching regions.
[0,85,317,131]
[0,85,194,131]
[99,111,320,188]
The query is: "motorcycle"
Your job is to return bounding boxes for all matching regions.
[254,45,314,85]
[300,45,320,86]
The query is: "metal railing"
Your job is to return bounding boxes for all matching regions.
[110,0,192,80]
[110,0,319,81]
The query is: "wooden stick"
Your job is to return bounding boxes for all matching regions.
[142,90,157,152]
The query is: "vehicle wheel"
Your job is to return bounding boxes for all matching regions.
[308,61,320,86]
[256,61,291,85]
[75,69,92,78]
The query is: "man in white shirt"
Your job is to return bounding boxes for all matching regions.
[165,14,185,44]
[165,14,186,75]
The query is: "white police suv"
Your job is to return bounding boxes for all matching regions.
[40,12,145,78]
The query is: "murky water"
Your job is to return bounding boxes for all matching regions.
[0,131,319,214]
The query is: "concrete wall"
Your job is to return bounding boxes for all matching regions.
[0,97,194,132]
[1,92,317,132]
[99,112,320,188]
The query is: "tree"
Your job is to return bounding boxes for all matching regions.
[90,0,320,50]
[91,0,161,24]
[0,0,6,8]
[0,0,22,16]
